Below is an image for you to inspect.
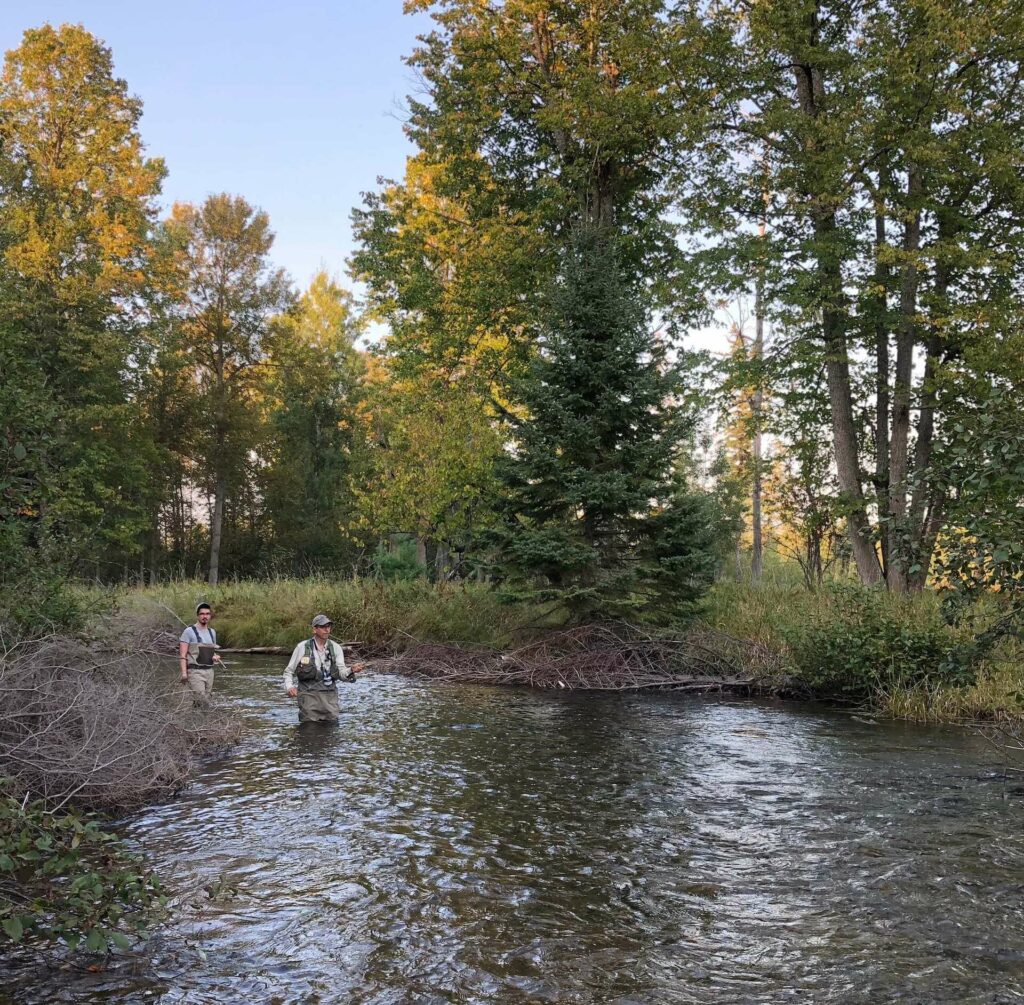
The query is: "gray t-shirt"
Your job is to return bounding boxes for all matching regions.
[180,624,217,666]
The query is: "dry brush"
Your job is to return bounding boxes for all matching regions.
[374,623,799,695]
[0,613,241,813]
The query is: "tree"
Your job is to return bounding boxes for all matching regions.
[0,24,165,592]
[763,357,846,590]
[261,272,365,569]
[672,0,1024,591]
[719,311,767,578]
[354,2,714,593]
[164,195,293,585]
[488,229,716,622]
[930,326,1024,645]
[356,361,502,575]
[355,1,697,398]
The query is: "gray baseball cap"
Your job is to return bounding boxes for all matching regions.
[311,613,333,627]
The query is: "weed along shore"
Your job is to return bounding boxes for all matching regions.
[106,576,1024,724]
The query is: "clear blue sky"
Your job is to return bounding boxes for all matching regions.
[0,2,431,290]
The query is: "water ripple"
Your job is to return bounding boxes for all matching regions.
[1,661,1022,1004]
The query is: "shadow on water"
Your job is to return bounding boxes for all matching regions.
[2,656,1023,1003]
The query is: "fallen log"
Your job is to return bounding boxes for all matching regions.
[220,642,364,654]
[219,646,287,654]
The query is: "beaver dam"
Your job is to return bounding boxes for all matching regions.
[372,624,799,696]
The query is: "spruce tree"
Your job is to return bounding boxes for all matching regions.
[489,229,716,623]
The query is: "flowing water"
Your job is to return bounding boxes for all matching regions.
[2,656,1023,1004]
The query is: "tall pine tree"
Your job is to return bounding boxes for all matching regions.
[488,229,716,623]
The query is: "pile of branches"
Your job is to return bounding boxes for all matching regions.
[0,612,241,812]
[374,623,799,695]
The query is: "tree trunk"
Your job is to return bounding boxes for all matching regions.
[906,213,957,591]
[872,206,891,579]
[208,351,227,586]
[793,27,881,586]
[208,472,225,586]
[751,278,764,583]
[435,541,450,582]
[887,166,922,594]
[148,514,160,587]
[823,313,881,585]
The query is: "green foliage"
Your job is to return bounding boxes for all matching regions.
[0,524,90,636]
[673,0,1024,588]
[487,229,717,623]
[355,368,502,553]
[110,576,535,651]
[370,539,427,582]
[164,194,295,584]
[261,272,366,568]
[0,24,166,582]
[927,381,1024,666]
[781,586,974,701]
[0,786,165,952]
[935,385,1024,604]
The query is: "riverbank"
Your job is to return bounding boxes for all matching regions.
[0,613,243,953]
[704,576,1024,723]
[96,575,1024,724]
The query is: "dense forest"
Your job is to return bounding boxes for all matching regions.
[2,3,1024,636]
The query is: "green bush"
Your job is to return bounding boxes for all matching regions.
[0,785,166,952]
[0,525,98,637]
[370,539,427,582]
[781,586,974,701]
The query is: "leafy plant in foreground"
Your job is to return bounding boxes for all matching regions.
[0,787,166,953]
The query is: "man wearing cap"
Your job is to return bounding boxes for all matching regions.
[283,614,363,722]
[178,602,221,699]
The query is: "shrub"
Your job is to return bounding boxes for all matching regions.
[370,539,427,582]
[0,785,165,952]
[781,586,974,701]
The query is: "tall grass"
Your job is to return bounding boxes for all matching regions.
[97,576,536,652]
[702,569,1024,719]
[83,566,1024,723]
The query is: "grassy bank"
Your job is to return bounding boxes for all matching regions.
[702,572,1024,723]
[94,571,1024,723]
[105,577,539,653]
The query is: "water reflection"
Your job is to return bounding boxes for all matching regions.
[1,658,1022,1004]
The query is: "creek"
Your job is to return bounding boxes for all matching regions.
[2,655,1022,1004]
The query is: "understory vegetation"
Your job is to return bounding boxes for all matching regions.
[102,571,1024,722]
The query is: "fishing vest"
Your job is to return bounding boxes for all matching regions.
[295,638,343,686]
[186,625,217,667]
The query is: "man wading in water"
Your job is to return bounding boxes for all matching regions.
[283,614,364,722]
[178,602,221,700]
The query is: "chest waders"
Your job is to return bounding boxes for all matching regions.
[188,625,217,668]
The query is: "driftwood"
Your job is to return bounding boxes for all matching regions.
[220,642,363,654]
[373,623,798,695]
